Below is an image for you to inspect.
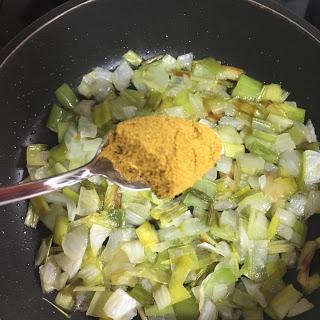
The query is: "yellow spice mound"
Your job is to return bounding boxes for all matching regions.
[101,115,221,198]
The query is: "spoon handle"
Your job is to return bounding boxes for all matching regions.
[0,166,92,206]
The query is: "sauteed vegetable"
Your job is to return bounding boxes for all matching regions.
[25,50,320,320]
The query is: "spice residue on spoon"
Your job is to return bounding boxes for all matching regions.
[101,115,222,198]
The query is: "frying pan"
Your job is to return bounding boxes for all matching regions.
[1,0,320,319]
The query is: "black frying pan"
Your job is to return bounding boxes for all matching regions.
[1,0,320,319]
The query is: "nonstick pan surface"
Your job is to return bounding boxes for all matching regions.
[0,0,320,319]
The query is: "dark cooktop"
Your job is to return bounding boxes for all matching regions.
[0,0,319,49]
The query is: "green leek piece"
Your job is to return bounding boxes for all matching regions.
[128,284,154,306]
[246,138,278,163]
[288,122,309,145]
[54,162,67,174]
[232,74,263,100]
[31,196,49,216]
[145,304,175,317]
[266,113,293,133]
[267,103,305,122]
[173,296,199,320]
[169,256,193,304]
[243,308,263,320]
[269,284,303,320]
[120,89,146,109]
[252,128,277,143]
[47,104,71,132]
[252,117,275,133]
[193,178,216,198]
[92,100,112,128]
[231,288,257,309]
[268,241,295,254]
[53,215,69,245]
[145,90,162,110]
[183,192,209,210]
[210,225,237,241]
[230,185,251,202]
[27,144,49,167]
[150,202,187,227]
[193,57,222,79]
[144,247,157,264]
[259,83,283,102]
[57,122,69,142]
[49,143,67,163]
[174,89,196,118]
[55,83,78,109]
[268,215,280,240]
[136,221,159,247]
[223,143,245,158]
[106,209,125,228]
[86,291,112,318]
[63,187,79,203]
[123,49,143,67]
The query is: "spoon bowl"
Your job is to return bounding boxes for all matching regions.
[0,141,149,206]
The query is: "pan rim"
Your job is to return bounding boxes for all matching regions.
[0,0,320,70]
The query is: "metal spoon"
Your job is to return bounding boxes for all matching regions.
[0,141,149,206]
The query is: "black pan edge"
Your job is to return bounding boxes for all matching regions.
[1,0,320,69]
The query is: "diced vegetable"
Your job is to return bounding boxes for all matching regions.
[103,288,138,320]
[123,50,143,67]
[232,75,263,100]
[269,285,303,319]
[55,83,79,109]
[28,52,320,320]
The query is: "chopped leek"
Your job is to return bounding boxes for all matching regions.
[232,75,263,100]
[129,284,154,306]
[27,51,320,320]
[123,49,143,67]
[55,83,79,109]
[269,285,303,319]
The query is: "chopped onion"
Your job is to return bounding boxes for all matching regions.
[103,288,138,320]
[90,224,111,255]
[112,61,133,91]
[153,285,171,310]
[54,253,82,279]
[121,240,145,264]
[78,116,97,138]
[199,299,218,320]
[62,225,88,260]
[177,52,193,71]
[164,106,188,118]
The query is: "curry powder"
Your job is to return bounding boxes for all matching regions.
[101,115,221,198]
